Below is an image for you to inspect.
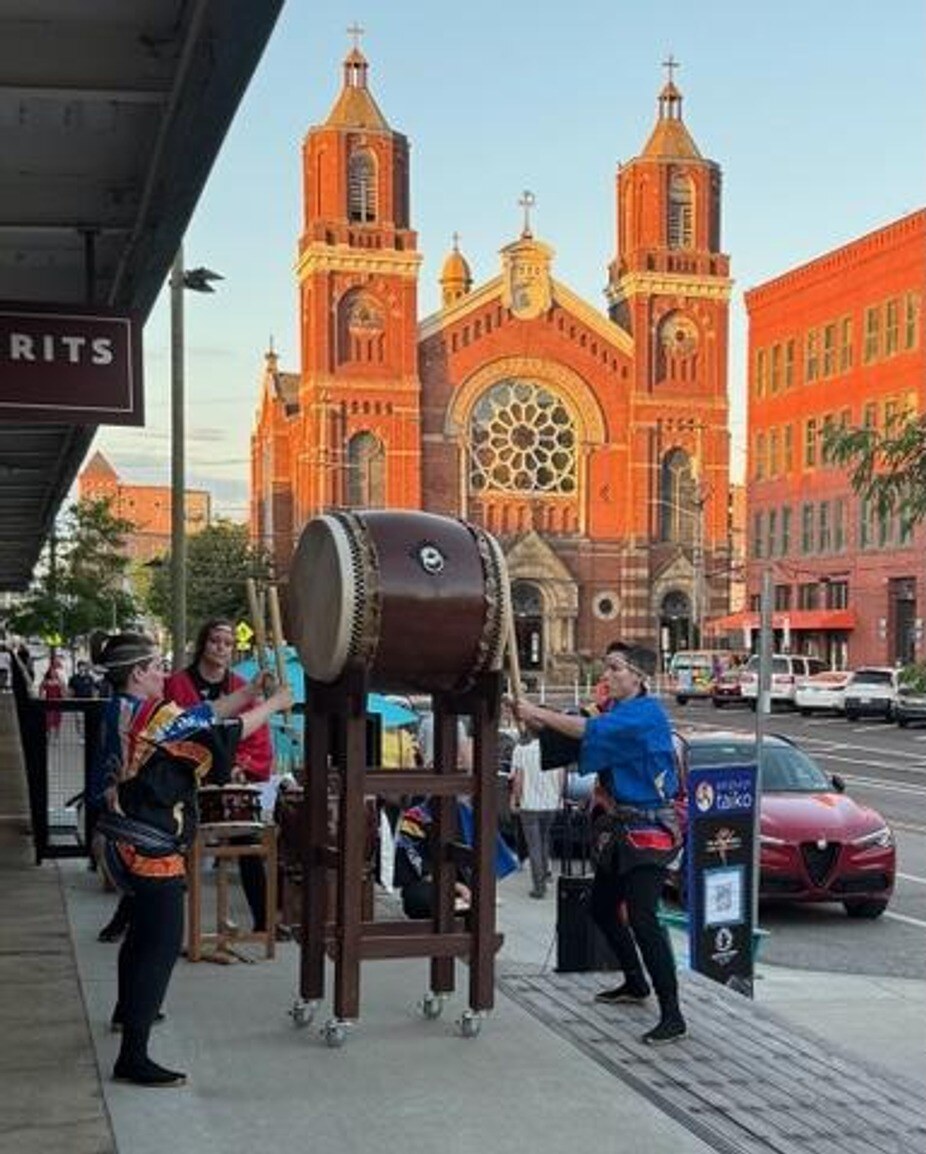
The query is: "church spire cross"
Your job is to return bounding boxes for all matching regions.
[662,53,680,84]
[347,21,365,50]
[519,189,536,238]
[452,231,461,251]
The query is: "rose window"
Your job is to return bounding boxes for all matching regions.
[469,381,576,494]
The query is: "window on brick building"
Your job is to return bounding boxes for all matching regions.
[863,305,880,363]
[770,344,781,393]
[797,582,819,610]
[767,508,778,557]
[885,298,900,356]
[752,511,764,559]
[768,428,779,477]
[800,503,814,554]
[347,431,385,507]
[469,379,576,496]
[818,501,831,552]
[754,432,765,481]
[827,580,849,610]
[781,506,792,554]
[805,329,819,382]
[804,419,817,468]
[823,324,836,376]
[348,150,377,223]
[863,401,878,429]
[833,498,846,552]
[784,339,795,387]
[783,424,793,472]
[667,173,694,248]
[754,348,767,398]
[905,292,920,350]
[859,497,873,549]
[839,317,853,372]
[774,584,792,611]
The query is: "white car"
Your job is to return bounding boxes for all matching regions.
[795,670,851,715]
[740,654,830,709]
[843,667,899,721]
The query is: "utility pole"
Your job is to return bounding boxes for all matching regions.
[169,246,223,670]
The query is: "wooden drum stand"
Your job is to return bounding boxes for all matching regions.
[291,668,503,1045]
[186,820,278,964]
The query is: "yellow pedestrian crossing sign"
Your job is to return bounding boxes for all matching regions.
[235,621,254,649]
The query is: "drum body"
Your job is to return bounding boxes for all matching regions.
[198,784,263,826]
[289,510,510,693]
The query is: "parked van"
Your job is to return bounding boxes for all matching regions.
[667,649,743,704]
[739,653,829,709]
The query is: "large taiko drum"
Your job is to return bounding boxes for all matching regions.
[288,510,510,693]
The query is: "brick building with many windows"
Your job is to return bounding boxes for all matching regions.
[79,450,211,564]
[251,43,734,680]
[709,210,923,668]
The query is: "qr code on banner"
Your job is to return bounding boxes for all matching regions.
[703,866,745,928]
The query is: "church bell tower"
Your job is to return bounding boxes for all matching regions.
[294,30,423,523]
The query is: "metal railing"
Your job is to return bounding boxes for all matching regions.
[11,657,103,864]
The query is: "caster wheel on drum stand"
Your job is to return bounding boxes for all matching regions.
[457,1009,482,1039]
[421,992,445,1020]
[322,1018,349,1048]
[290,999,319,1028]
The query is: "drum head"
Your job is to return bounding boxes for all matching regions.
[289,516,356,682]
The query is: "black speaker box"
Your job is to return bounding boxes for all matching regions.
[555,875,621,973]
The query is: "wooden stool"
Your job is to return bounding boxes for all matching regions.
[187,822,278,962]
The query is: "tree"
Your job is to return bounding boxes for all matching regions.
[145,520,271,641]
[5,497,139,644]
[824,414,926,525]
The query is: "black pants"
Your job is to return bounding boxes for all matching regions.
[590,862,680,1017]
[115,875,184,1034]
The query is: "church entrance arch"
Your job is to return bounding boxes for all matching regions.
[512,580,544,675]
[658,589,692,663]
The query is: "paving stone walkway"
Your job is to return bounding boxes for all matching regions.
[497,966,926,1154]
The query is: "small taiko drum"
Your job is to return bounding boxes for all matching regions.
[198,784,263,826]
[288,510,510,694]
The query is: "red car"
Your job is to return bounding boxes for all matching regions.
[710,668,748,709]
[679,730,895,919]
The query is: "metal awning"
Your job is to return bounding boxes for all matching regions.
[0,0,284,590]
[705,608,858,635]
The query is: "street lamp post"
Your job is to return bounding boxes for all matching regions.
[169,246,222,670]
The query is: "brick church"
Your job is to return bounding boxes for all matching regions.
[250,41,733,681]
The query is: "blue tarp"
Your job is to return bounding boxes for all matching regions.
[232,647,419,768]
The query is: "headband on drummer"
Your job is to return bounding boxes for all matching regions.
[90,629,159,672]
[603,641,657,682]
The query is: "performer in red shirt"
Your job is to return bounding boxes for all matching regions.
[165,618,275,931]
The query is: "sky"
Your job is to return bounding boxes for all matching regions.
[94,0,926,520]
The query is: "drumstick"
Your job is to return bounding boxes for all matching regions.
[246,578,268,672]
[267,583,291,716]
[504,596,529,737]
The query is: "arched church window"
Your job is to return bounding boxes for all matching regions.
[667,172,693,249]
[659,448,698,544]
[348,150,377,223]
[337,291,384,365]
[347,431,385,507]
[657,311,699,382]
[469,380,576,495]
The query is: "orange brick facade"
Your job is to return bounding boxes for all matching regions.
[251,46,733,680]
[79,451,211,564]
[739,210,924,668]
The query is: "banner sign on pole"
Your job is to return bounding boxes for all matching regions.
[686,762,758,997]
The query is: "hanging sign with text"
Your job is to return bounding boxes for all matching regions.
[686,762,758,997]
[0,303,143,425]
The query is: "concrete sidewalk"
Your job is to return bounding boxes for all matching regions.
[2,688,926,1154]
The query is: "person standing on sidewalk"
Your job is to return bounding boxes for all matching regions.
[165,617,276,934]
[93,628,292,1087]
[510,736,563,899]
[510,641,686,1046]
